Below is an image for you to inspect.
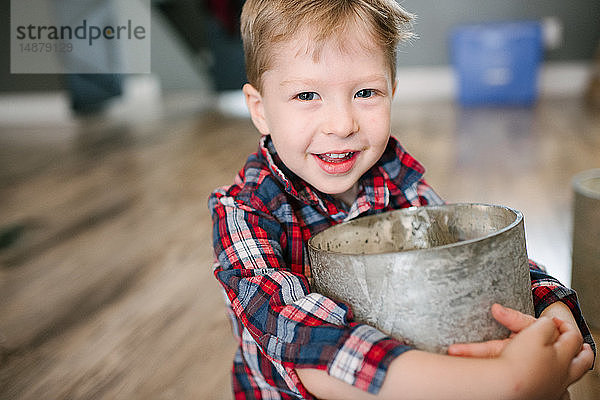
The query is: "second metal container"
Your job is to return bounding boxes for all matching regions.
[571,169,600,330]
[308,203,534,353]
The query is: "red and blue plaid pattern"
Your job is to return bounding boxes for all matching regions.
[529,260,595,353]
[210,136,594,399]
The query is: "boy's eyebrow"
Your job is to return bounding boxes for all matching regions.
[279,78,319,87]
[279,74,389,87]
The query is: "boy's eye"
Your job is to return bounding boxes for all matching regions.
[296,92,320,101]
[355,89,375,98]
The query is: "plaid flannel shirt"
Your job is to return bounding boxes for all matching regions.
[209,135,595,399]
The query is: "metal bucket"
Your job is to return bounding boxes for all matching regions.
[571,169,600,330]
[308,203,534,353]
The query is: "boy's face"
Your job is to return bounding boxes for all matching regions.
[244,30,395,203]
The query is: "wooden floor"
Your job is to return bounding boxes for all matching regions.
[1,97,599,399]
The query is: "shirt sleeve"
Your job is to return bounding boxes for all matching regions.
[529,260,597,357]
[210,193,412,397]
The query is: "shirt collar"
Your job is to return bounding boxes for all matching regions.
[259,135,425,219]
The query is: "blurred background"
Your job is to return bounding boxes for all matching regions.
[1,0,599,399]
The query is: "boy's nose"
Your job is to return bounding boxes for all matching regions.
[322,101,358,137]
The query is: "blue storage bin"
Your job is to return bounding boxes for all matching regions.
[451,21,543,106]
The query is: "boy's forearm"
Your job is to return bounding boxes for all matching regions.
[297,350,516,400]
[298,314,590,400]
[380,350,515,400]
[540,301,578,328]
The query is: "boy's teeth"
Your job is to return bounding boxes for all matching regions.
[325,152,350,158]
[316,151,355,163]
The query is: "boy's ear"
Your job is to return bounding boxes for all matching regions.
[392,79,398,98]
[243,83,270,136]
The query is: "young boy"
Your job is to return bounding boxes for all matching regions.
[209,1,596,398]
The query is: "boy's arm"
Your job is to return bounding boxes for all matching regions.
[210,193,413,397]
[298,309,595,400]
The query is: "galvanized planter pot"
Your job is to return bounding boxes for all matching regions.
[308,203,534,354]
[571,169,600,330]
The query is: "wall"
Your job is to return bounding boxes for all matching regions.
[397,0,600,67]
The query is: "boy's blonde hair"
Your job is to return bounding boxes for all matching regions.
[241,0,414,91]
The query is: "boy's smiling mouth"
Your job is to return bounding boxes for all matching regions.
[316,151,356,162]
[312,151,359,174]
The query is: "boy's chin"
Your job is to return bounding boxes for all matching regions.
[312,182,354,195]
[313,181,359,202]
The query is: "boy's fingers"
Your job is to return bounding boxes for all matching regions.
[553,317,584,357]
[450,304,546,359]
[491,303,536,333]
[447,339,507,358]
[522,316,559,345]
[567,343,595,385]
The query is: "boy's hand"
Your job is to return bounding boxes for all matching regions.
[496,316,572,399]
[448,303,594,393]
[499,315,593,399]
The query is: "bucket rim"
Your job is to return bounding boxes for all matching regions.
[308,202,523,257]
[572,169,600,200]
